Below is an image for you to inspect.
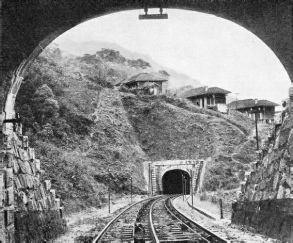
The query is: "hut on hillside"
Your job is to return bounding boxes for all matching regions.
[116,72,169,95]
[179,86,231,113]
[228,99,279,123]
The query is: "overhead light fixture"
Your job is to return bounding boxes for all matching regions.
[139,6,168,20]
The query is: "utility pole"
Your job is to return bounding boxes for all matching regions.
[219,198,224,219]
[130,177,133,203]
[184,177,187,200]
[108,168,111,214]
[182,175,185,201]
[251,110,261,160]
[255,116,259,151]
[148,163,151,197]
[191,170,193,207]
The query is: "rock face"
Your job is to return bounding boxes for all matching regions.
[232,101,293,241]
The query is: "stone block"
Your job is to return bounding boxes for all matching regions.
[13,159,19,174]
[22,136,28,149]
[17,160,31,174]
[279,128,291,147]
[5,187,14,206]
[280,159,287,171]
[0,212,4,232]
[29,161,36,175]
[259,180,266,190]
[50,189,56,199]
[40,184,46,200]
[274,135,280,150]
[28,148,35,160]
[27,199,37,211]
[18,174,33,189]
[4,153,14,168]
[14,177,21,190]
[22,151,29,161]
[277,185,285,199]
[0,133,5,151]
[5,168,13,188]
[55,198,60,209]
[6,210,14,227]
[18,191,28,205]
[35,159,40,172]
[273,172,280,191]
[0,178,4,209]
[44,180,51,191]
[34,188,42,201]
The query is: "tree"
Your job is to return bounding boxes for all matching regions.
[32,84,59,124]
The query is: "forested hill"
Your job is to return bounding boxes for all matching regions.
[15,45,256,213]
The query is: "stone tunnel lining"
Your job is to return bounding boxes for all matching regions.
[143,159,204,195]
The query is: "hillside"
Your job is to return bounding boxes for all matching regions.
[16,46,256,213]
[54,39,202,89]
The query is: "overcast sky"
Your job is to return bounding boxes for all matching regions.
[55,9,290,105]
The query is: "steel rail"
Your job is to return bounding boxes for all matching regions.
[163,197,209,242]
[149,197,161,243]
[133,196,159,242]
[168,196,229,243]
[92,196,157,243]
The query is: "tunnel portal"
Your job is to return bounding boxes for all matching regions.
[162,169,190,194]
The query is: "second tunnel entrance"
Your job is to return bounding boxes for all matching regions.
[162,170,190,194]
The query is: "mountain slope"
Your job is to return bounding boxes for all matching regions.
[53,39,202,88]
[16,46,255,213]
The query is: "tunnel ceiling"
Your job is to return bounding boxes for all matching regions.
[1,0,293,81]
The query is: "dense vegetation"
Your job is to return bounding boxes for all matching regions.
[15,44,257,213]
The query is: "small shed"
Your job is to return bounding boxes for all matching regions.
[116,72,169,95]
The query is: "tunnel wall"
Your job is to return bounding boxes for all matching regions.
[232,98,293,241]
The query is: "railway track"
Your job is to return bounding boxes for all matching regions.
[93,195,228,243]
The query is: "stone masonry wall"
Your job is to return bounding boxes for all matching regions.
[0,111,65,241]
[232,100,293,241]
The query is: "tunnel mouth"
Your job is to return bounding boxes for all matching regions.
[162,169,190,195]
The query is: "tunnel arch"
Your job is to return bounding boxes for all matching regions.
[162,169,190,195]
[3,1,293,77]
[4,3,292,123]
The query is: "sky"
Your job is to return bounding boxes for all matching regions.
[55,9,291,106]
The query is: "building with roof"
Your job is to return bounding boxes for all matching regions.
[228,99,279,122]
[116,72,169,95]
[179,86,231,113]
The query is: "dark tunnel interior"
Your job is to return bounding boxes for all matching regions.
[162,169,190,194]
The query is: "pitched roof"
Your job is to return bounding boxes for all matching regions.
[117,72,169,86]
[179,86,230,98]
[228,99,279,109]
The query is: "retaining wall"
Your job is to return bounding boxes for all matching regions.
[0,109,66,242]
[232,100,293,241]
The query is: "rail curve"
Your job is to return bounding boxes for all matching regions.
[93,195,228,242]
